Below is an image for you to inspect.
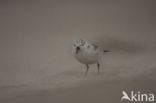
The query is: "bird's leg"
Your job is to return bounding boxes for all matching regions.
[97,62,100,74]
[85,64,89,76]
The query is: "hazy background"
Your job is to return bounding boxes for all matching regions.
[0,0,156,103]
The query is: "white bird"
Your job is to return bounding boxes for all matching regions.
[72,39,109,76]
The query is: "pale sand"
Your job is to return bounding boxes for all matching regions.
[0,1,156,103]
[0,75,156,103]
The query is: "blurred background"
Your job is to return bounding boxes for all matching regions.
[0,0,156,103]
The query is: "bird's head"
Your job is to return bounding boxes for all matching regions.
[73,39,86,54]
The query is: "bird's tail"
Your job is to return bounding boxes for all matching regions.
[103,50,110,54]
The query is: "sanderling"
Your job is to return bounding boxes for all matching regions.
[72,39,109,76]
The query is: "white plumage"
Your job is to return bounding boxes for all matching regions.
[72,39,109,76]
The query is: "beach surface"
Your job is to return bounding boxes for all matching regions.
[0,0,156,103]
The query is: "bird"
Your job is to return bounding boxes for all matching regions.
[72,39,109,76]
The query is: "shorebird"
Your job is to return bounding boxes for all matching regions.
[72,39,109,76]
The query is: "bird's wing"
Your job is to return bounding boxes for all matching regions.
[91,43,98,50]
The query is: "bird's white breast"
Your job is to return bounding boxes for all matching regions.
[74,47,101,64]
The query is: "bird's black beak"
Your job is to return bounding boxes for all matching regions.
[76,46,80,54]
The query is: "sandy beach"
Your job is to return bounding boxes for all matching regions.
[0,0,156,103]
[0,75,156,103]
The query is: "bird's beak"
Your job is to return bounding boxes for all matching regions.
[76,46,80,54]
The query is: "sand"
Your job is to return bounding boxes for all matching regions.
[0,1,156,103]
[0,76,156,103]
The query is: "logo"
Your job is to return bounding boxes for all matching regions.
[121,91,155,102]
